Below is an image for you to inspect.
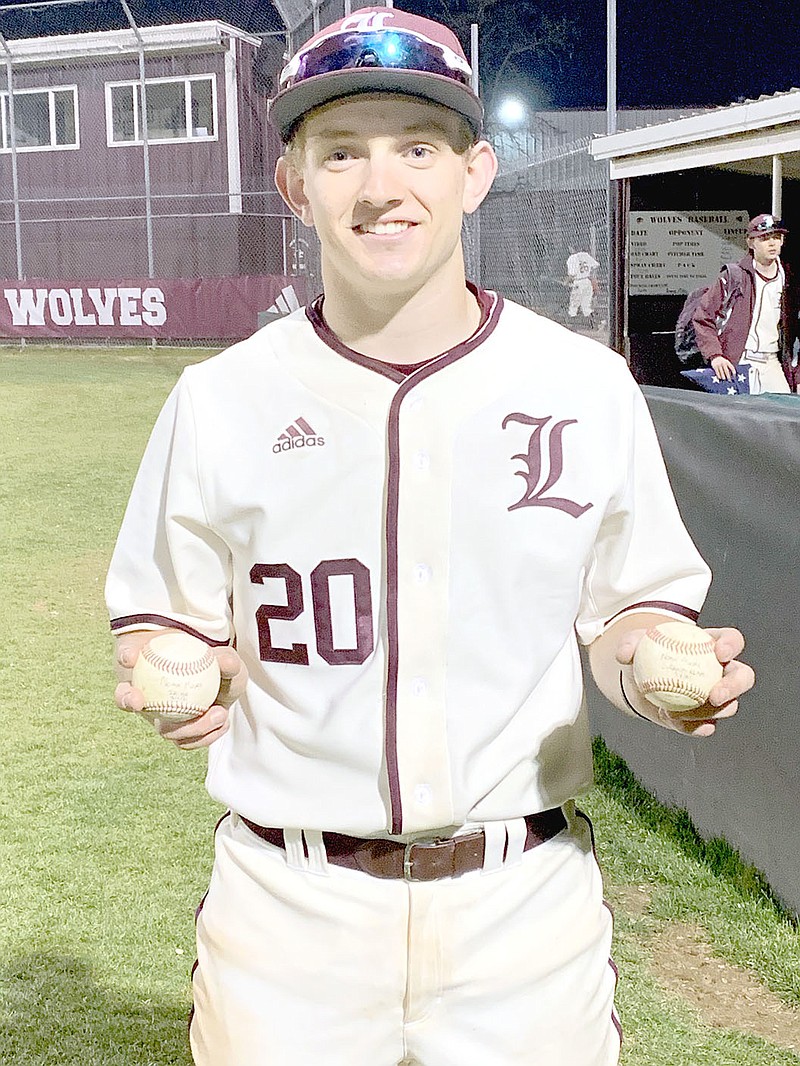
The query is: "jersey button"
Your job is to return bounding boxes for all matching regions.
[414,450,431,471]
[414,784,433,807]
[413,563,432,583]
[411,677,428,698]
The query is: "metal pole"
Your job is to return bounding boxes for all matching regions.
[609,176,628,357]
[772,155,783,218]
[0,31,24,279]
[119,0,155,279]
[469,22,481,286]
[606,0,617,136]
[606,0,619,352]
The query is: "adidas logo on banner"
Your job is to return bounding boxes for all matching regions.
[273,417,326,454]
[259,286,302,327]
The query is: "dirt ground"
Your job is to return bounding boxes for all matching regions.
[613,884,800,1053]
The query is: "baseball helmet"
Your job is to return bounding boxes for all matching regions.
[269,5,483,142]
[746,213,788,238]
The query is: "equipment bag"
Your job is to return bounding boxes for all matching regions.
[674,263,744,366]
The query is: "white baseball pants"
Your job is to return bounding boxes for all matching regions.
[190,806,620,1065]
[568,278,594,318]
[739,353,791,394]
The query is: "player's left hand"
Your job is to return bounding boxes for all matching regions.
[616,626,755,736]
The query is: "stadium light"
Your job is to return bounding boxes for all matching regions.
[497,96,526,127]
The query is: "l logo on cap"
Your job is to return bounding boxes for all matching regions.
[341,11,393,32]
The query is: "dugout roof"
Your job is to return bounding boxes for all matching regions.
[589,88,800,181]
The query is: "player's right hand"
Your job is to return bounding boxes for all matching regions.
[710,355,735,381]
[113,630,248,750]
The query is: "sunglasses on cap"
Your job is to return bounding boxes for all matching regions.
[279,28,474,92]
[750,217,784,233]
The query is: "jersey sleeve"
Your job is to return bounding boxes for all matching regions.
[692,273,726,361]
[575,382,711,645]
[105,374,233,644]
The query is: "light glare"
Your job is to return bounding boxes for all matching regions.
[498,96,526,126]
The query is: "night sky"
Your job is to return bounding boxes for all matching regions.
[5,0,800,111]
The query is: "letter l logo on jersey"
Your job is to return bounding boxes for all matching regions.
[502,412,593,517]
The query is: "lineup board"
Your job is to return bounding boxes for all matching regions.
[628,210,748,295]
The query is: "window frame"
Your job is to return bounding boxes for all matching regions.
[0,84,80,153]
[104,73,218,147]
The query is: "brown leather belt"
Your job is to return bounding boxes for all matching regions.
[240,808,566,882]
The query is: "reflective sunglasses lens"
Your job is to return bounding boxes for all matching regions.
[289,32,470,88]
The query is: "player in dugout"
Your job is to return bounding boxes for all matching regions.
[106,7,755,1065]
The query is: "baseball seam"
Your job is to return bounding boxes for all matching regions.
[145,702,204,716]
[639,678,708,701]
[647,630,714,657]
[141,650,214,676]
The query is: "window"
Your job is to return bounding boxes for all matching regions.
[106,76,216,145]
[0,86,78,151]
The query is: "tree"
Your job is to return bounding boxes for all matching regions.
[403,0,581,117]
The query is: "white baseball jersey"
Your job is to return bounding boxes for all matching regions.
[566,251,599,280]
[106,288,711,837]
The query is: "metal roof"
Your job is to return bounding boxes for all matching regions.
[0,21,263,65]
[590,88,800,179]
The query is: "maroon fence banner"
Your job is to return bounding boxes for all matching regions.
[0,276,308,341]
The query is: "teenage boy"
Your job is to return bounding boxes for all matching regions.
[107,8,754,1065]
[693,212,797,393]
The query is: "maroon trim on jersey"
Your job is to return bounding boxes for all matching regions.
[606,601,700,627]
[383,288,504,833]
[304,283,500,381]
[109,614,230,646]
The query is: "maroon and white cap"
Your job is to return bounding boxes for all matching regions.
[747,213,788,238]
[269,5,483,142]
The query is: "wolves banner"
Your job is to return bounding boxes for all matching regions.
[0,276,308,341]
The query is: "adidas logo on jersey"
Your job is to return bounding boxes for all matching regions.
[273,417,325,454]
[265,285,301,316]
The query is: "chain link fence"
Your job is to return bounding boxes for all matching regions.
[0,0,608,344]
[480,134,609,341]
[0,0,293,289]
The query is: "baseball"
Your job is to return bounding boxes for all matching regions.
[633,622,723,713]
[131,632,221,721]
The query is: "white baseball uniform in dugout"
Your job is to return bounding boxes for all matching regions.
[566,251,600,318]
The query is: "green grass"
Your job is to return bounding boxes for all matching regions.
[1,345,799,1065]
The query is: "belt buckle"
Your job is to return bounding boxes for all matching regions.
[403,836,450,881]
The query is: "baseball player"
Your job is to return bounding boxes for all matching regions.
[566,247,600,326]
[107,7,755,1065]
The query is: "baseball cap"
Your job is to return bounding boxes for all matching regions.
[269,5,483,142]
[747,213,788,238]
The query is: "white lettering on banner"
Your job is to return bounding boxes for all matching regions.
[88,288,119,325]
[1,286,168,328]
[142,287,167,326]
[4,288,47,325]
[71,288,97,326]
[49,289,73,325]
[118,287,142,326]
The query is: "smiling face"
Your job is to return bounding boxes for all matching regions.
[275,94,497,310]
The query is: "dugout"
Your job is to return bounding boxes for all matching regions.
[588,95,800,914]
[590,89,800,386]
[584,387,800,916]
